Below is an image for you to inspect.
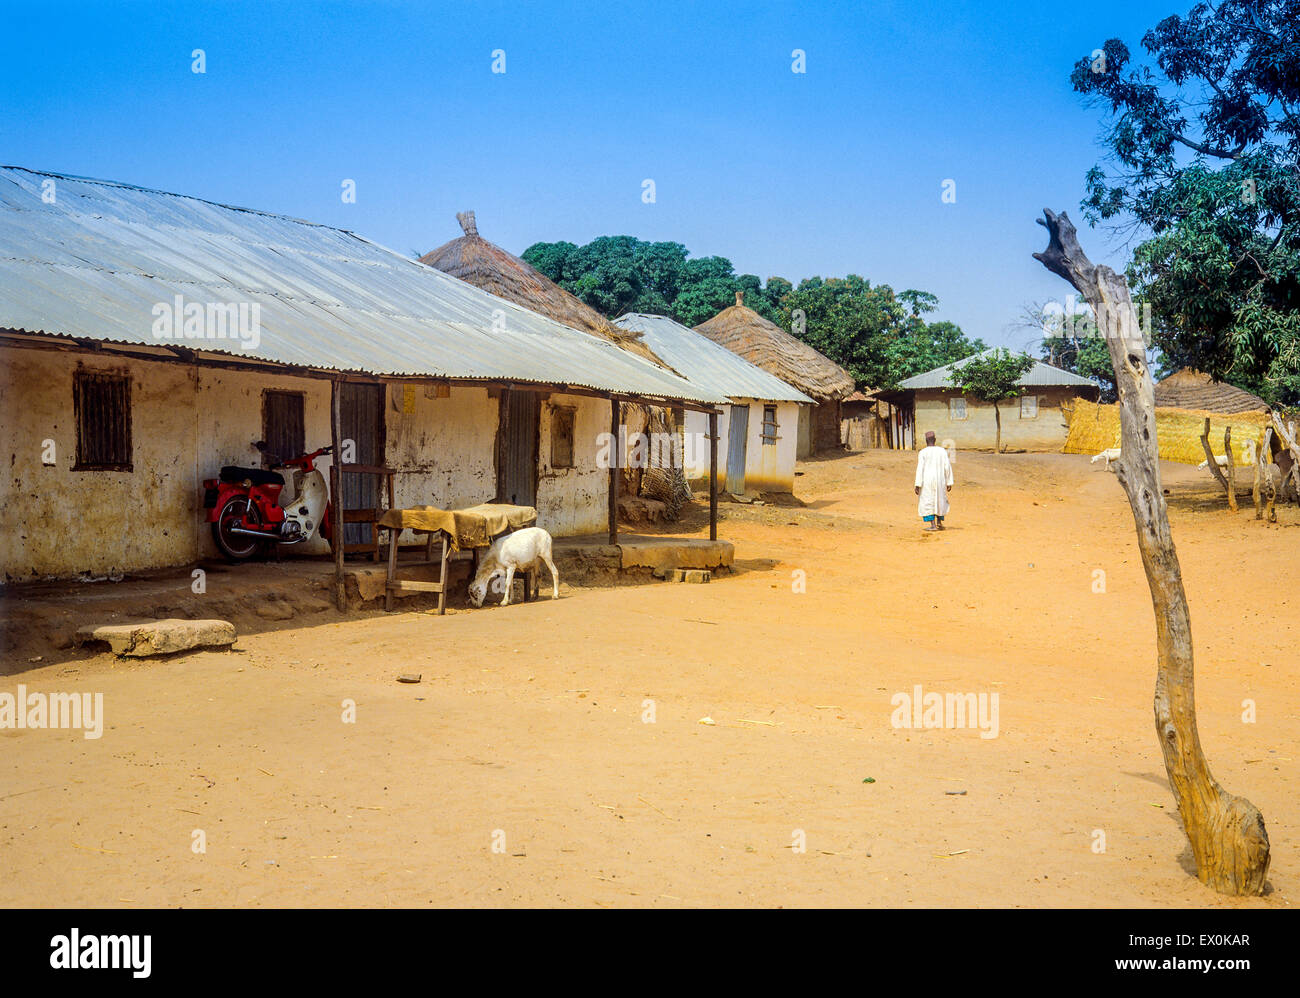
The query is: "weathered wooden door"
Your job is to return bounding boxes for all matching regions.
[262,390,305,468]
[340,382,383,545]
[497,389,539,507]
[726,404,749,494]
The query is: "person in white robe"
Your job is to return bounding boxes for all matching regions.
[914,430,954,530]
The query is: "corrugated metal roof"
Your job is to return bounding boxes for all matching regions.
[0,167,728,406]
[613,313,813,404]
[897,348,1100,390]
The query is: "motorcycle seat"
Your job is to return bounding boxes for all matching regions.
[220,465,285,486]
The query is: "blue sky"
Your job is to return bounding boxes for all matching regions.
[3,0,1188,350]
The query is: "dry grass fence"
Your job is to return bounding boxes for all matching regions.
[1063,399,1273,465]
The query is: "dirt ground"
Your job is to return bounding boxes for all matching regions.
[1,449,1296,908]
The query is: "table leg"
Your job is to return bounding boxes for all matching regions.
[385,527,398,613]
[438,532,449,615]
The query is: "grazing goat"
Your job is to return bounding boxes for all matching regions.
[468,527,560,608]
[1091,447,1121,469]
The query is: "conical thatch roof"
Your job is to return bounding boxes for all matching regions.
[419,212,664,365]
[693,292,854,401]
[1154,368,1270,414]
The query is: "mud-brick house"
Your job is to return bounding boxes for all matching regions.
[693,292,855,458]
[0,167,726,582]
[881,349,1101,451]
[612,313,812,494]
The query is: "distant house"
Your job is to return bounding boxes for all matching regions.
[880,350,1100,451]
[613,313,813,494]
[693,292,855,457]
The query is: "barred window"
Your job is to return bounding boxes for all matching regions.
[1020,395,1039,419]
[73,371,132,471]
[949,397,967,420]
[761,405,779,445]
[550,406,576,468]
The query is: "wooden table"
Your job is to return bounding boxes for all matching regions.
[377,503,538,613]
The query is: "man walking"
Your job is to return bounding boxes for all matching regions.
[914,430,954,531]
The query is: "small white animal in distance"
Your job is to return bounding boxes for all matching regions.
[1198,440,1256,468]
[468,527,560,608]
[1091,448,1121,468]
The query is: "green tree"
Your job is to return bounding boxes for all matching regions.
[953,349,1036,453]
[1072,2,1300,405]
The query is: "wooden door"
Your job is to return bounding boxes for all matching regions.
[497,389,540,507]
[340,382,383,545]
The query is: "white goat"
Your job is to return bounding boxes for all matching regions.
[1198,440,1256,468]
[468,527,560,608]
[1091,447,1121,469]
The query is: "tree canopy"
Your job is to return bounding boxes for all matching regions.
[521,236,984,391]
[1072,0,1300,405]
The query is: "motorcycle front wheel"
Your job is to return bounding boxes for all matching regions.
[212,495,265,562]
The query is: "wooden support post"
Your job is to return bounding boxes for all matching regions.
[1252,432,1263,520]
[1261,427,1277,523]
[331,379,346,612]
[1224,425,1237,511]
[708,409,718,542]
[1199,417,1231,497]
[608,398,620,546]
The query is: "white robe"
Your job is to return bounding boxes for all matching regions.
[915,445,954,517]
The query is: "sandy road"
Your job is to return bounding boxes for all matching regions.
[1,449,1295,907]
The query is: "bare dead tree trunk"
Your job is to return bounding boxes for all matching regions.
[1199,418,1231,498]
[1034,209,1270,896]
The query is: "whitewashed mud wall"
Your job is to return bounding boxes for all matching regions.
[0,347,331,580]
[536,394,608,537]
[385,385,498,512]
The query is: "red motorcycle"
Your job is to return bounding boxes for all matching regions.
[203,442,334,561]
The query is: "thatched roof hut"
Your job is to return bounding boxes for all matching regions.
[693,292,855,401]
[419,212,663,365]
[693,292,854,454]
[1154,368,1270,414]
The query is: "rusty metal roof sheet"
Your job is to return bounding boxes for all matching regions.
[0,166,727,406]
